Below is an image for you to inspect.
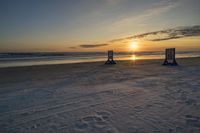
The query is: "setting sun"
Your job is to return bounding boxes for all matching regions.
[129,40,139,50]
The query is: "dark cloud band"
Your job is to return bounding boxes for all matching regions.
[79,43,109,48]
[69,25,200,49]
[110,25,200,42]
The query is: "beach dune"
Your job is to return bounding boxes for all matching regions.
[0,57,200,133]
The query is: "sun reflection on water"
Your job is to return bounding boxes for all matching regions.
[130,54,138,61]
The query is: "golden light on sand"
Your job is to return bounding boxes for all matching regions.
[129,40,139,50]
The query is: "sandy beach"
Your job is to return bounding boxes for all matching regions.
[0,57,200,133]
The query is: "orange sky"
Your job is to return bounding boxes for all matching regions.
[0,0,200,52]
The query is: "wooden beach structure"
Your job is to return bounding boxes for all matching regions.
[105,50,116,64]
[163,48,178,66]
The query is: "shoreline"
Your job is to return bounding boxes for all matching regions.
[0,56,199,69]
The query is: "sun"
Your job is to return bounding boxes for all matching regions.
[129,40,139,50]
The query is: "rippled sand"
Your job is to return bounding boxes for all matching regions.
[0,57,200,133]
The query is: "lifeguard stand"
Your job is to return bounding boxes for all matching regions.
[163,48,178,66]
[105,50,116,64]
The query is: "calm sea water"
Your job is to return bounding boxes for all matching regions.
[0,51,199,68]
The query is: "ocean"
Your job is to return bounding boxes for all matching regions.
[0,51,199,68]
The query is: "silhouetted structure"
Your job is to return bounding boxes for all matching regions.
[105,50,116,64]
[163,48,178,66]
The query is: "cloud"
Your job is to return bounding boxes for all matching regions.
[69,46,77,49]
[79,43,109,48]
[110,0,179,30]
[68,25,200,49]
[110,25,200,42]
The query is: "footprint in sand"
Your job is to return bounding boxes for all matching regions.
[185,98,197,105]
[185,115,200,128]
[75,120,88,130]
[96,111,111,121]
[133,106,144,112]
[75,111,112,131]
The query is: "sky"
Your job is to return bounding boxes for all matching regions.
[0,0,200,52]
